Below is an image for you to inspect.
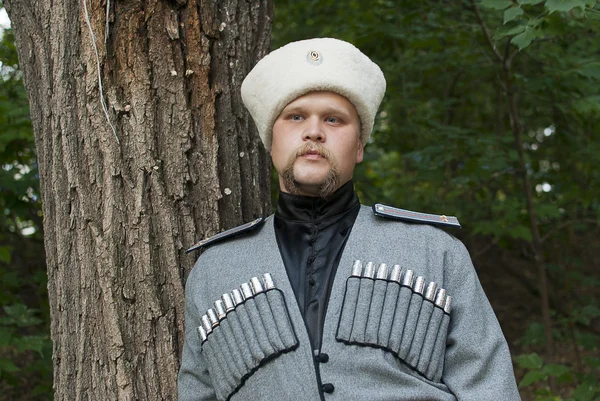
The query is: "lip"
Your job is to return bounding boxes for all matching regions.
[300,151,325,160]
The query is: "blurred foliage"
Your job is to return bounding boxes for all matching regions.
[515,351,600,401]
[0,9,52,400]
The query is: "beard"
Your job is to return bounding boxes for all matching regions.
[280,142,341,198]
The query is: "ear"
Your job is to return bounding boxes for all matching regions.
[355,140,364,164]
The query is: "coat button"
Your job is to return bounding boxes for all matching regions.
[315,353,329,363]
[321,383,335,393]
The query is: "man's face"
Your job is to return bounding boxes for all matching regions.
[271,91,364,197]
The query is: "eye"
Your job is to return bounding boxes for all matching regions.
[325,116,338,124]
[290,114,303,121]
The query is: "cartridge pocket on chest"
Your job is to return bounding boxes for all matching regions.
[336,261,452,382]
[197,274,299,401]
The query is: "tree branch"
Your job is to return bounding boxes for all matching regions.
[472,237,499,262]
[540,218,599,244]
[470,0,504,63]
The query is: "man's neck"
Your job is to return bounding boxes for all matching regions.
[276,180,359,222]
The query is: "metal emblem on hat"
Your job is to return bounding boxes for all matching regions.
[307,50,323,65]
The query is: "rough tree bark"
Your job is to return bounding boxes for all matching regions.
[5,0,272,399]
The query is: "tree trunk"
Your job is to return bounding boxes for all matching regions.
[4,0,272,399]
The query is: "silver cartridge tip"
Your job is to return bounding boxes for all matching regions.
[262,273,275,290]
[413,276,425,295]
[444,295,453,314]
[363,261,376,279]
[250,277,264,294]
[434,288,447,308]
[390,264,402,282]
[240,282,253,299]
[201,314,213,334]
[231,289,244,306]
[206,308,219,327]
[197,325,208,343]
[221,293,235,312]
[214,299,226,320]
[376,263,389,280]
[424,282,438,301]
[351,260,363,277]
[401,269,415,287]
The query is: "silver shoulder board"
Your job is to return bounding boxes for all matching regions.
[372,204,461,228]
[185,217,266,253]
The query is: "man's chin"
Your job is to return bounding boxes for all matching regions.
[294,173,341,198]
[291,179,326,195]
[280,160,341,197]
[293,173,328,186]
[293,163,329,181]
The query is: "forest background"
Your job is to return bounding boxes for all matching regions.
[0,0,598,400]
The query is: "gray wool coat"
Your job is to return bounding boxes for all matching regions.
[178,206,521,401]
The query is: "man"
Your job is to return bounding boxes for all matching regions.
[178,38,521,401]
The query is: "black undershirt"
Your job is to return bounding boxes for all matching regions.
[274,180,360,350]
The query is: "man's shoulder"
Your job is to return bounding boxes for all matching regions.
[185,217,268,253]
[367,203,461,229]
[359,203,468,257]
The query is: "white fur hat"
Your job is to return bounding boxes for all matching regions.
[241,38,386,150]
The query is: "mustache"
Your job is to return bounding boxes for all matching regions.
[292,143,333,160]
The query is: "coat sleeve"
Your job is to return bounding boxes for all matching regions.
[441,239,522,401]
[178,265,217,401]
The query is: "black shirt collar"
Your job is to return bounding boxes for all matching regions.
[275,180,359,222]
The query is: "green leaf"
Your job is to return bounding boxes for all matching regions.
[536,203,561,219]
[581,304,600,319]
[505,6,525,23]
[574,304,600,325]
[0,357,20,374]
[573,95,600,113]
[0,246,11,264]
[14,334,48,354]
[583,356,600,369]
[577,331,600,350]
[0,326,13,347]
[510,224,533,241]
[542,363,571,377]
[494,22,528,39]
[577,62,600,79]
[572,377,598,401]
[545,0,587,13]
[511,26,541,49]
[528,17,545,27]
[519,370,547,387]
[515,353,544,369]
[2,304,42,327]
[519,0,545,4]
[518,321,549,347]
[480,0,513,10]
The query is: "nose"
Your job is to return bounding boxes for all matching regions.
[303,117,325,142]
